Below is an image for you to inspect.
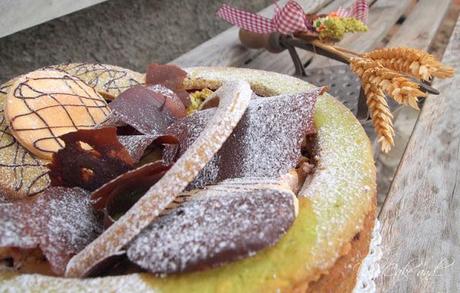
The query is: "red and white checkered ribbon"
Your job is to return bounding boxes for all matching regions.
[336,0,369,24]
[217,0,309,35]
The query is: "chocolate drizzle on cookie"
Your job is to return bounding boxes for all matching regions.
[48,63,144,99]
[0,81,50,198]
[5,69,110,160]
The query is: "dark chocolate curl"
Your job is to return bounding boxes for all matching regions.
[48,128,135,191]
[91,161,170,227]
[146,64,190,106]
[101,85,176,135]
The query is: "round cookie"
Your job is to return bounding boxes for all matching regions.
[0,64,144,198]
[0,80,50,198]
[5,69,111,160]
[48,63,145,100]
[0,66,376,292]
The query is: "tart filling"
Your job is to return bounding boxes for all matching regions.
[0,65,375,292]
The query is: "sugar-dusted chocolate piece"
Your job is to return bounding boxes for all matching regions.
[127,180,297,274]
[165,87,322,187]
[65,80,252,278]
[118,135,157,163]
[91,160,170,224]
[0,187,103,275]
[4,69,111,160]
[146,84,187,118]
[48,128,134,191]
[145,64,189,106]
[101,85,179,135]
[217,89,320,178]
[163,109,219,190]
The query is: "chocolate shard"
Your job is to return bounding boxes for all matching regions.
[126,180,297,274]
[91,160,171,227]
[118,135,157,163]
[101,85,179,135]
[163,109,219,189]
[0,187,103,275]
[48,128,135,191]
[216,89,319,178]
[165,88,321,188]
[145,64,189,106]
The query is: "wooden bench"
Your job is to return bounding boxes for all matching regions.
[172,0,459,291]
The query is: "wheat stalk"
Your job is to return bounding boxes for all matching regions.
[363,47,454,81]
[364,84,394,153]
[314,43,453,152]
[350,57,428,152]
[350,57,426,110]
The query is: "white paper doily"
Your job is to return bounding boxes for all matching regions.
[353,220,382,293]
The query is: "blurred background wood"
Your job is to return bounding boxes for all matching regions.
[0,0,273,83]
[0,0,108,38]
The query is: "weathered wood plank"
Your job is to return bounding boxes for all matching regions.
[370,0,452,206]
[172,0,333,67]
[0,0,107,38]
[376,17,460,293]
[385,0,451,48]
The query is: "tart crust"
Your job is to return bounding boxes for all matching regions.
[0,66,376,292]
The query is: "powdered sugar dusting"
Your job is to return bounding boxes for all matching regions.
[65,80,252,277]
[127,179,296,274]
[165,88,321,188]
[217,88,320,179]
[0,273,153,292]
[118,135,156,162]
[299,94,376,272]
[163,109,219,190]
[0,187,103,275]
[0,67,376,290]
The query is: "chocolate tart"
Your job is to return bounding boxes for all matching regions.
[0,65,376,292]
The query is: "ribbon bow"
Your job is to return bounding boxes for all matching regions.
[336,0,368,23]
[217,0,308,35]
[217,0,369,35]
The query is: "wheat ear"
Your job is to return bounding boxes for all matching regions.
[364,83,394,153]
[350,57,426,110]
[364,47,454,81]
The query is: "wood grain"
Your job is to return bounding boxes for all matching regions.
[376,17,460,292]
[384,0,451,48]
[369,0,452,207]
[171,0,333,67]
[0,0,107,38]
